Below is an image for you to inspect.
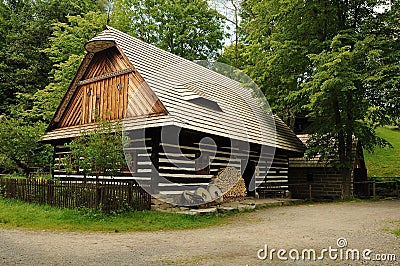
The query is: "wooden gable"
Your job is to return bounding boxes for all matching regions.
[57,46,167,128]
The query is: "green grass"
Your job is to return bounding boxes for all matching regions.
[0,197,230,232]
[364,126,400,178]
[2,173,28,179]
[2,173,52,180]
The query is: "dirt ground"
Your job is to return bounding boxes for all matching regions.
[0,200,399,266]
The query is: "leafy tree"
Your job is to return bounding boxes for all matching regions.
[242,0,400,197]
[0,1,107,175]
[0,0,104,116]
[28,11,108,123]
[65,120,128,181]
[0,117,52,176]
[217,42,247,69]
[111,0,226,60]
[241,0,340,127]
[210,0,244,67]
[0,0,48,114]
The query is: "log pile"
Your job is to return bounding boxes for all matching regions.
[179,167,248,206]
[211,167,247,201]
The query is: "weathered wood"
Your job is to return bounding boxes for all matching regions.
[57,46,167,128]
[0,177,151,211]
[78,68,135,86]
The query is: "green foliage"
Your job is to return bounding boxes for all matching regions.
[0,117,52,175]
[111,0,226,60]
[241,0,333,119]
[28,11,108,123]
[64,120,128,178]
[0,197,228,232]
[394,228,400,237]
[0,0,50,114]
[0,0,104,116]
[364,127,400,177]
[241,1,400,197]
[217,42,247,69]
[0,1,107,175]
[2,173,27,180]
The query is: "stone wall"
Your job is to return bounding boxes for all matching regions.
[288,167,346,200]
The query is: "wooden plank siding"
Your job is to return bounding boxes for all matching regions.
[255,155,290,198]
[57,46,167,128]
[52,127,289,198]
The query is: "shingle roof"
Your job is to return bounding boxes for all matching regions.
[44,26,305,154]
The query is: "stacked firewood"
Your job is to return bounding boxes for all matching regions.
[181,167,247,206]
[211,167,247,200]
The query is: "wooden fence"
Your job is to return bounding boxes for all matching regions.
[354,180,400,199]
[0,178,151,212]
[289,180,400,200]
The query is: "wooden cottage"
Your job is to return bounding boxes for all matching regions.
[288,134,368,200]
[43,26,305,204]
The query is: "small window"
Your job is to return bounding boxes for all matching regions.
[188,97,222,112]
[195,153,210,175]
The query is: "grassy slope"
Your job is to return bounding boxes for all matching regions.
[0,198,230,232]
[364,127,400,178]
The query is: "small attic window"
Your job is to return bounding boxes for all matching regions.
[187,97,222,112]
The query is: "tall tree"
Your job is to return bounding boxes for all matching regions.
[242,0,340,127]
[0,0,104,116]
[111,0,226,60]
[28,11,108,123]
[242,0,400,197]
[0,1,105,174]
[210,0,243,68]
[0,117,52,176]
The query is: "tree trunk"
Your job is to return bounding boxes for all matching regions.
[231,0,239,69]
[13,158,30,177]
[343,91,354,198]
[341,166,352,198]
[333,96,352,198]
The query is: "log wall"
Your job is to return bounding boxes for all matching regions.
[52,127,291,199]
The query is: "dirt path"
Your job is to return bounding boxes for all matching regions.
[1,200,399,266]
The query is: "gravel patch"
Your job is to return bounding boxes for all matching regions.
[0,200,399,265]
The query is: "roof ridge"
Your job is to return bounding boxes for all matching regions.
[101,25,187,63]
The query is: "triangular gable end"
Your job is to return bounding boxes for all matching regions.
[51,45,168,130]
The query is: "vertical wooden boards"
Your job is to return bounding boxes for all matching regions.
[57,46,167,128]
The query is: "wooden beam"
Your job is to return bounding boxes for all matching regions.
[78,67,136,86]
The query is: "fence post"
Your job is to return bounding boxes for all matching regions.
[96,185,102,209]
[47,180,54,205]
[372,181,376,198]
[128,181,133,207]
[309,184,312,201]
